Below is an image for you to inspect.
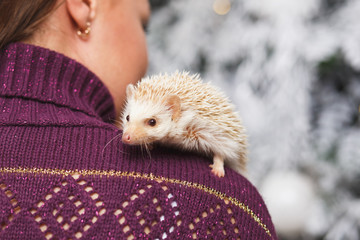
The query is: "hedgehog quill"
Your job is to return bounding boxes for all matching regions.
[120,71,248,177]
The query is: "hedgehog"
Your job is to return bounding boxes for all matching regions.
[120,71,248,177]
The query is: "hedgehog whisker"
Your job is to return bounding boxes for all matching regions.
[102,133,125,157]
[143,141,153,170]
[144,141,152,160]
[139,141,151,160]
[113,120,123,130]
[140,143,146,160]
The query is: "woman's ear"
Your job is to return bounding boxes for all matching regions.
[66,0,96,31]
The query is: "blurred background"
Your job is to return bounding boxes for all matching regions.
[147,0,360,239]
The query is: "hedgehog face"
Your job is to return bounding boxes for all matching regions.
[121,98,175,145]
[121,84,182,146]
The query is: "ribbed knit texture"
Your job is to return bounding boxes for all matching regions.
[0,43,277,239]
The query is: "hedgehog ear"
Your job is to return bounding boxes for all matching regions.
[126,84,135,98]
[166,95,181,121]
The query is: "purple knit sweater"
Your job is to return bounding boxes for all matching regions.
[0,43,277,239]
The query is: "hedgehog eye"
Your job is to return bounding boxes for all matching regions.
[126,115,130,122]
[147,118,156,127]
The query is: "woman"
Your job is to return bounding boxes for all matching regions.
[0,0,277,239]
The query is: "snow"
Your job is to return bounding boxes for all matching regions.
[147,0,360,238]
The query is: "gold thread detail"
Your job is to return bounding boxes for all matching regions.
[0,167,272,238]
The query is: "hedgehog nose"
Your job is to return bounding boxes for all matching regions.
[122,133,131,143]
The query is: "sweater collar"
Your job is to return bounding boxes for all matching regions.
[0,42,116,122]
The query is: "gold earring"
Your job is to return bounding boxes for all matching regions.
[77,22,91,38]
